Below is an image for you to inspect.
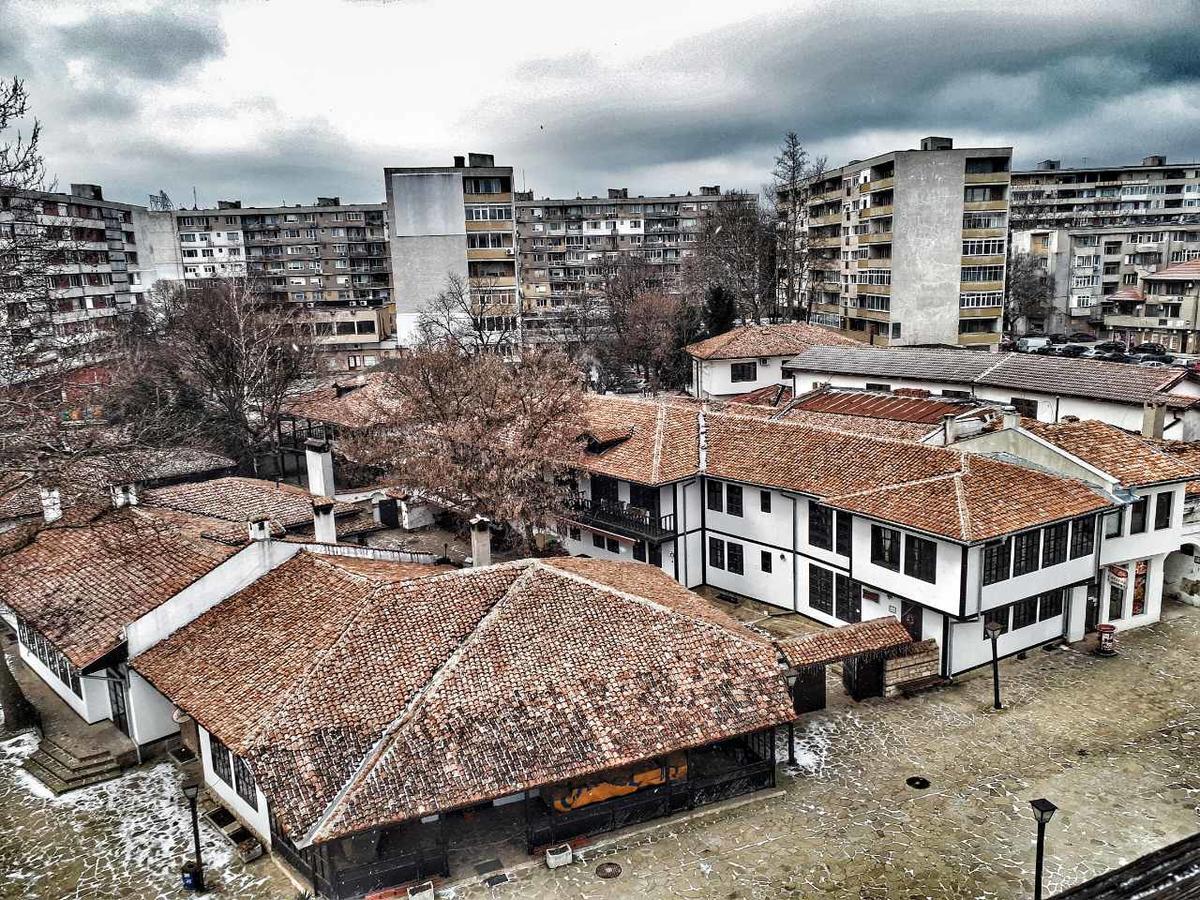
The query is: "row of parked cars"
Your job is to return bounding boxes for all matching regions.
[1008,334,1189,369]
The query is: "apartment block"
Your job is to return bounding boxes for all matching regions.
[0,183,148,381]
[384,153,516,345]
[1010,156,1200,336]
[147,198,393,372]
[801,136,1012,350]
[1104,259,1200,353]
[514,186,742,340]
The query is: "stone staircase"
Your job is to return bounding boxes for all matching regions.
[22,735,122,794]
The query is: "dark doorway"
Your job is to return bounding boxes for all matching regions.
[591,475,619,506]
[835,574,862,624]
[1085,581,1100,634]
[843,656,885,701]
[106,668,129,736]
[900,601,922,640]
[791,666,827,714]
[628,482,659,517]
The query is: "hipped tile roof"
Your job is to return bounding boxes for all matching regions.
[283,373,398,429]
[133,553,792,845]
[685,323,863,361]
[143,477,358,535]
[779,617,913,668]
[1020,419,1200,488]
[0,506,242,667]
[575,395,700,485]
[1143,258,1200,281]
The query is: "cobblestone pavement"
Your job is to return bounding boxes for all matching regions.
[0,732,296,899]
[2,604,1197,899]
[452,602,1200,899]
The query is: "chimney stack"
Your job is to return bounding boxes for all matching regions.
[39,487,62,524]
[1142,401,1166,440]
[1000,405,1020,430]
[941,413,958,445]
[304,438,335,498]
[312,499,338,544]
[469,515,491,567]
[110,483,139,508]
[247,516,272,542]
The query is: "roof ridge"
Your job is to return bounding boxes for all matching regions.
[306,561,539,845]
[825,470,962,503]
[952,462,971,541]
[651,403,666,483]
[977,352,1013,381]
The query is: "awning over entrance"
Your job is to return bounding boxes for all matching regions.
[779,617,913,669]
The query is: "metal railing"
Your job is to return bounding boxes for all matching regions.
[567,496,676,540]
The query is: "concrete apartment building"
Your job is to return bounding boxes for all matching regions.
[144,199,394,372]
[801,136,1013,350]
[1010,156,1200,336]
[383,153,516,345]
[0,183,149,381]
[1104,259,1200,353]
[514,186,743,342]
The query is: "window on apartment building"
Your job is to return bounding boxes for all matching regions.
[961,265,1005,283]
[1011,596,1039,630]
[726,484,743,517]
[1154,492,1174,530]
[809,502,833,550]
[706,480,723,513]
[870,525,901,571]
[983,538,1011,584]
[760,490,772,513]
[983,607,1009,636]
[1039,589,1065,620]
[233,756,259,810]
[1104,241,1123,254]
[890,322,902,339]
[209,735,234,785]
[962,238,1006,256]
[960,292,1003,309]
[730,361,757,383]
[1070,516,1096,558]
[809,565,834,614]
[1130,496,1149,534]
[709,536,726,569]
[761,551,773,573]
[1013,530,1041,576]
[904,536,937,583]
[963,212,1007,230]
[727,542,744,575]
[1042,522,1069,567]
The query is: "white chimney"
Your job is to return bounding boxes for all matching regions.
[304,438,335,499]
[697,410,708,471]
[312,498,338,544]
[39,487,62,524]
[469,515,491,567]
[110,483,140,508]
[247,515,272,543]
[941,413,958,446]
[1000,406,1020,430]
[1142,401,1166,440]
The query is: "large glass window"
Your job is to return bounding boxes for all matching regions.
[1130,496,1149,534]
[982,539,1011,585]
[1042,523,1068,568]
[984,607,1009,636]
[1103,509,1123,538]
[727,542,744,575]
[706,480,723,513]
[809,565,834,614]
[1070,517,1095,559]
[233,756,259,810]
[210,735,233,786]
[870,525,901,571]
[1011,596,1038,630]
[1013,531,1040,576]
[726,484,743,518]
[730,362,757,382]
[1155,491,1174,530]
[1108,584,1125,621]
[709,536,725,569]
[903,536,938,583]
[809,502,833,550]
[1039,589,1064,620]
[835,512,852,557]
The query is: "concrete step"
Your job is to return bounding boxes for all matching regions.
[27,748,119,783]
[40,736,111,767]
[21,737,121,794]
[21,756,120,794]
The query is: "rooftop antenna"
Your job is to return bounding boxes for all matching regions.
[192,186,198,209]
[147,190,175,211]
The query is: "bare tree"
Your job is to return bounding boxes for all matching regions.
[770,132,825,321]
[417,272,518,355]
[341,345,584,549]
[685,191,776,324]
[1004,252,1054,337]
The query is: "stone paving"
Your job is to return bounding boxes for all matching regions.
[1,603,1197,899]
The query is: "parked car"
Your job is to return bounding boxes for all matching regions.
[1130,343,1169,356]
[1107,353,1135,364]
[1094,340,1127,353]
[1067,332,1097,343]
[1080,347,1110,359]
[998,336,1016,352]
[1017,336,1052,353]
[1058,344,1088,358]
[1139,360,1172,369]
[1131,353,1175,365]
[1048,333,1069,344]
[1033,345,1058,355]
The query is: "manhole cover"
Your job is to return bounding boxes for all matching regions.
[905,776,930,790]
[596,862,622,879]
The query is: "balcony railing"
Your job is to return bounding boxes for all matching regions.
[567,496,676,542]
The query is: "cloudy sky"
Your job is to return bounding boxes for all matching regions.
[3,0,1199,208]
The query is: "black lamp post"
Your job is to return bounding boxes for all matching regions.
[1030,798,1057,900]
[783,672,798,765]
[983,620,1004,710]
[182,780,206,892]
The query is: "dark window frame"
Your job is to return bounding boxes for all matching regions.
[726,484,744,517]
[210,735,234,786]
[706,480,723,513]
[982,539,1011,585]
[760,490,771,513]
[730,361,758,383]
[1041,522,1068,568]
[709,536,725,570]
[233,755,259,810]
[835,511,852,557]
[1013,530,1041,576]
[1011,596,1038,630]
[1069,517,1094,559]
[760,550,773,573]
[1103,508,1123,538]
[870,525,901,571]
[809,501,833,550]
[1129,496,1149,534]
[1155,491,1174,530]
[809,565,834,614]
[727,541,744,575]
[903,535,938,583]
[1038,589,1064,621]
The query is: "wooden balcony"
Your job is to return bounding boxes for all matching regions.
[566,497,676,543]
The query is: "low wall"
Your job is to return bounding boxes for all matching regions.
[883,640,940,697]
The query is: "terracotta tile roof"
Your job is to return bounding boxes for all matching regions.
[1107,286,1145,302]
[788,348,1190,406]
[779,617,913,668]
[1125,437,1200,497]
[283,373,399,429]
[1143,258,1200,281]
[143,477,358,534]
[769,408,934,441]
[727,384,794,407]
[704,413,1114,542]
[0,506,243,667]
[790,388,977,425]
[1021,419,1200,487]
[576,395,700,485]
[133,554,792,844]
[685,323,863,361]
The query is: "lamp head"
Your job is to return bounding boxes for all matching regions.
[984,620,1004,639]
[1030,797,1057,824]
[182,781,200,802]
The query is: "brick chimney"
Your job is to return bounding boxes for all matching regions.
[469,515,491,567]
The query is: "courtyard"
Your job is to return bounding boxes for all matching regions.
[0,602,1197,899]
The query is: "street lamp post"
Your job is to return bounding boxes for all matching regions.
[1030,798,1057,900]
[182,780,206,892]
[983,620,1004,710]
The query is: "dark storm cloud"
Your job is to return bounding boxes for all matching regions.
[60,6,224,81]
[484,2,1200,191]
